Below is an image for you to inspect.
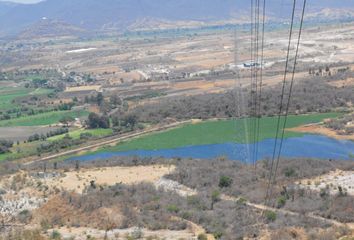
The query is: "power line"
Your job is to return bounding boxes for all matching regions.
[264,0,297,206]
[250,0,261,168]
[249,0,255,165]
[270,0,307,207]
[254,0,266,167]
[234,29,251,163]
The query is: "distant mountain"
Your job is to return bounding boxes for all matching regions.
[0,0,353,38]
[18,18,87,39]
[306,8,354,21]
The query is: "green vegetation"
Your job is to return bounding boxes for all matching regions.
[99,113,339,152]
[0,87,32,110]
[211,190,221,210]
[264,210,277,222]
[284,167,297,178]
[0,87,53,111]
[219,176,233,188]
[198,234,208,240]
[166,204,180,213]
[276,196,287,208]
[0,110,88,127]
[48,128,113,141]
[0,141,39,162]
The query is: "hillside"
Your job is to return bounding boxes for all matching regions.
[18,18,87,38]
[0,0,353,37]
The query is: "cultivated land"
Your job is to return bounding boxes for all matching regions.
[96,113,340,152]
[47,128,113,141]
[0,87,53,110]
[0,110,89,127]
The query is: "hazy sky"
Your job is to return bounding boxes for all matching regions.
[1,0,42,3]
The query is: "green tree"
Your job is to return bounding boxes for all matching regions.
[96,92,104,106]
[87,112,101,128]
[59,116,75,127]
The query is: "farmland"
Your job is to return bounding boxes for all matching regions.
[0,87,53,111]
[48,128,113,141]
[98,112,340,152]
[0,110,89,127]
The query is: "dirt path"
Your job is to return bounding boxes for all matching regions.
[24,120,192,165]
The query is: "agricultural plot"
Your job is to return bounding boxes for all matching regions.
[0,110,89,127]
[105,113,340,152]
[48,128,113,141]
[0,87,53,111]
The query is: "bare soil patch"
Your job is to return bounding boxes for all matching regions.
[297,170,354,196]
[328,78,354,88]
[288,124,354,141]
[43,165,174,193]
[65,85,102,93]
[0,126,59,141]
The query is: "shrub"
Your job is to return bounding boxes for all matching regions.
[284,167,297,177]
[50,230,61,240]
[219,176,233,188]
[276,196,287,208]
[17,209,32,224]
[211,190,221,210]
[40,219,51,231]
[236,197,248,205]
[167,204,180,213]
[213,231,223,239]
[265,210,277,222]
[131,227,143,239]
[198,233,208,240]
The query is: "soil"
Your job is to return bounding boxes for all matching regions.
[288,124,354,141]
[43,165,174,193]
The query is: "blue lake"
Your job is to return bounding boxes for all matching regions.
[70,135,354,163]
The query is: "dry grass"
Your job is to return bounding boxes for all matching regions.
[65,85,102,93]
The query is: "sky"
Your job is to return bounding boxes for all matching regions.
[1,0,42,3]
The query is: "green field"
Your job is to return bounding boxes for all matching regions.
[0,87,54,111]
[48,128,113,141]
[0,110,89,127]
[102,113,340,152]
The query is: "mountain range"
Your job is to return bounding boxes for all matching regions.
[0,0,353,38]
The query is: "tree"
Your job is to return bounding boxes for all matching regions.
[0,140,13,154]
[98,115,110,129]
[110,95,122,106]
[96,92,104,106]
[122,114,137,129]
[87,112,101,129]
[87,113,110,129]
[59,116,75,127]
